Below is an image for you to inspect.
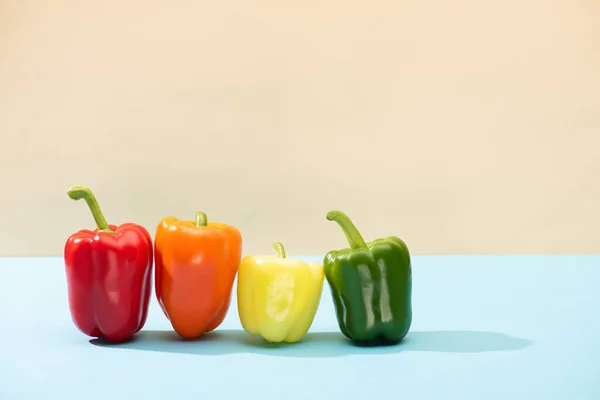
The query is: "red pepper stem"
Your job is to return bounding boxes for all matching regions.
[272,242,286,258]
[196,211,208,227]
[66,185,114,234]
[326,210,368,250]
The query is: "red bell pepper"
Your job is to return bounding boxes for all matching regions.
[63,185,153,343]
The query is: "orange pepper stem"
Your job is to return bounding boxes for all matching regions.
[326,210,367,250]
[272,242,286,258]
[196,211,208,227]
[66,185,114,234]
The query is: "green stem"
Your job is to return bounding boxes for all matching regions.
[66,185,114,234]
[326,210,368,250]
[196,211,207,227]
[272,242,286,258]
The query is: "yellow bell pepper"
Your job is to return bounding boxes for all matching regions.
[237,242,324,343]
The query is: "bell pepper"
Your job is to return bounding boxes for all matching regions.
[154,211,242,339]
[324,210,412,344]
[63,185,153,343]
[237,242,324,343]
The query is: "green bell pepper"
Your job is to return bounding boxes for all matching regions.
[324,210,412,344]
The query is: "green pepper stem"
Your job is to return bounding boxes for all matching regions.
[272,242,286,258]
[326,210,367,250]
[66,185,114,234]
[196,211,208,227]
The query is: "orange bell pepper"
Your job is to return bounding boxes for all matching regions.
[154,211,242,339]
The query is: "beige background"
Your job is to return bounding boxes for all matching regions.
[1,0,599,257]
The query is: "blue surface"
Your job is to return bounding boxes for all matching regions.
[0,255,599,399]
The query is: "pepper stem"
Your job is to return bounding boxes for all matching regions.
[326,210,368,250]
[196,211,208,227]
[272,242,286,258]
[66,185,114,234]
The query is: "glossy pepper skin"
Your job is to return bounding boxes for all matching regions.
[237,242,324,344]
[324,210,412,344]
[154,211,242,339]
[64,185,153,343]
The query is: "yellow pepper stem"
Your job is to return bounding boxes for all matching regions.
[272,242,287,258]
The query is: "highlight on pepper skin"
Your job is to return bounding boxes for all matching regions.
[237,241,324,344]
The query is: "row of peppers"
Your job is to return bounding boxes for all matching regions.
[64,185,412,345]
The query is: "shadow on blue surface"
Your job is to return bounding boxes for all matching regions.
[89,330,532,357]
